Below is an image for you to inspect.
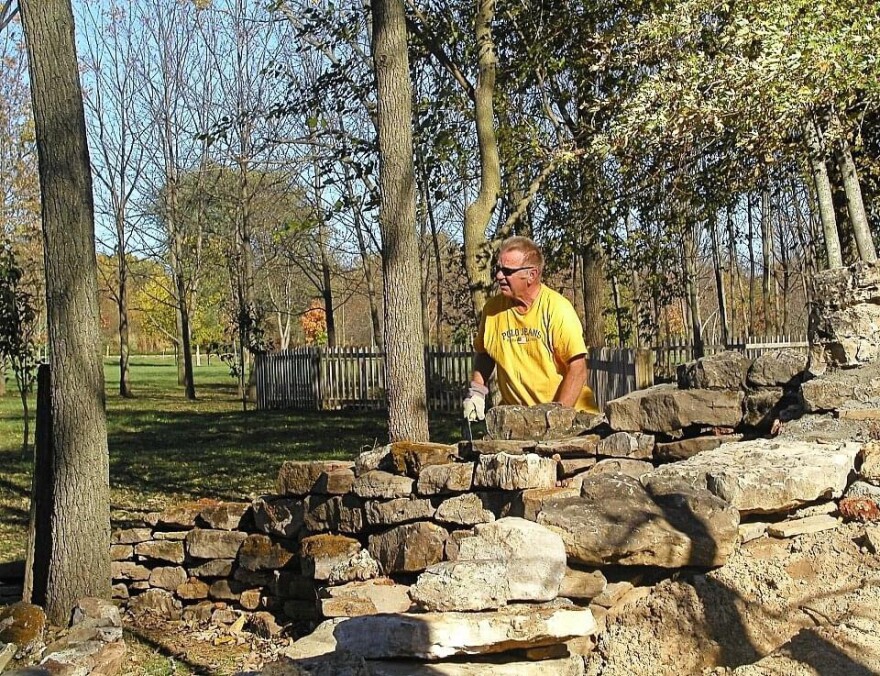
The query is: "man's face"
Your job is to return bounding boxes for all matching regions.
[494,249,537,300]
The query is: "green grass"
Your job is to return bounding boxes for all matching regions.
[0,355,461,563]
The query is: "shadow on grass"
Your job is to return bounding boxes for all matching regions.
[108,405,462,503]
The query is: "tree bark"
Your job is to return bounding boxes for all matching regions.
[371,0,429,441]
[462,0,501,319]
[580,244,606,348]
[683,225,704,358]
[835,136,877,263]
[805,119,843,268]
[708,212,729,346]
[760,188,774,334]
[20,0,111,624]
[746,194,756,335]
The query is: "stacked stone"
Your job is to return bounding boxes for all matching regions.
[111,497,308,626]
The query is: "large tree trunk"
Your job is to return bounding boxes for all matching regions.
[805,119,843,268]
[116,230,131,398]
[683,225,704,358]
[462,0,501,319]
[371,0,429,442]
[746,195,756,335]
[20,0,111,624]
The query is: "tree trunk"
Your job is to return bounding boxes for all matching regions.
[747,194,756,335]
[761,188,774,334]
[20,0,111,624]
[116,237,131,398]
[683,225,704,358]
[371,0,428,441]
[708,212,729,346]
[835,137,877,263]
[580,244,605,348]
[462,0,501,319]
[805,119,843,268]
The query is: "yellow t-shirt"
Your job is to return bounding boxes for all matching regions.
[474,284,598,412]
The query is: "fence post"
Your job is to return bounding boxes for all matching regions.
[634,348,654,389]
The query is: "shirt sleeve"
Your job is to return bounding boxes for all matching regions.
[550,297,588,363]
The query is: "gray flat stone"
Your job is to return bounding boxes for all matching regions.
[605,384,744,433]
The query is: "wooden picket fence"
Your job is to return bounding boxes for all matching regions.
[254,345,654,412]
[651,333,809,382]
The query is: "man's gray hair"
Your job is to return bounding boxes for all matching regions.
[498,236,544,273]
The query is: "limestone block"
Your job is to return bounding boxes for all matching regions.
[185,528,247,560]
[199,501,250,530]
[535,435,601,458]
[767,514,840,538]
[586,458,653,479]
[644,438,860,514]
[605,384,744,433]
[415,463,475,495]
[351,470,414,499]
[111,562,151,582]
[861,441,880,485]
[800,364,880,412]
[188,559,234,578]
[596,432,654,460]
[473,452,557,490]
[368,522,447,575]
[158,499,216,528]
[277,460,354,496]
[742,387,786,429]
[321,578,414,617]
[238,534,296,571]
[286,604,596,660]
[300,534,362,581]
[390,441,460,476]
[559,457,597,477]
[810,303,880,368]
[559,568,607,600]
[676,351,752,390]
[353,444,394,476]
[148,566,187,591]
[655,435,739,461]
[326,549,381,586]
[538,473,739,567]
[176,577,210,600]
[109,545,132,561]
[40,639,126,676]
[110,527,152,545]
[209,579,243,601]
[435,493,495,526]
[313,467,356,495]
[459,439,537,456]
[409,560,508,611]
[486,403,603,441]
[512,487,580,521]
[128,589,182,620]
[365,497,436,526]
[303,494,365,534]
[252,497,304,539]
[747,349,807,387]
[134,540,185,564]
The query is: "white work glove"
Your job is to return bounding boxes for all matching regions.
[462,381,489,421]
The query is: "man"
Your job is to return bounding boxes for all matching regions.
[463,236,598,421]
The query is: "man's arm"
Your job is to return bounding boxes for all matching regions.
[555,354,587,407]
[470,351,496,388]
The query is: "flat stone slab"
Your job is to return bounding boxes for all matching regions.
[677,351,751,390]
[486,404,603,441]
[368,522,447,574]
[605,384,744,433]
[800,363,880,412]
[655,435,740,461]
[283,604,596,660]
[459,440,537,456]
[643,438,860,514]
[596,432,654,460]
[767,514,841,538]
[537,473,739,568]
[266,654,586,676]
[390,441,460,477]
[534,436,601,458]
[416,463,475,495]
[352,471,414,499]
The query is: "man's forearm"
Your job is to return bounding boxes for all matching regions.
[555,356,587,407]
[471,352,495,388]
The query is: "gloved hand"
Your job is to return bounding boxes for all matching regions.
[462,381,489,421]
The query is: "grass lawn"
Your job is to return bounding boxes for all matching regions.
[0,355,462,564]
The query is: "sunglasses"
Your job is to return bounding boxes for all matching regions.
[493,264,535,277]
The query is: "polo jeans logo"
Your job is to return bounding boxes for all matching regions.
[501,327,544,344]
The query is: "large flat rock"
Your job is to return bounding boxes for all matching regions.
[799,364,880,412]
[282,604,595,661]
[537,474,739,568]
[265,654,585,675]
[486,404,603,441]
[605,384,743,433]
[643,438,861,514]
